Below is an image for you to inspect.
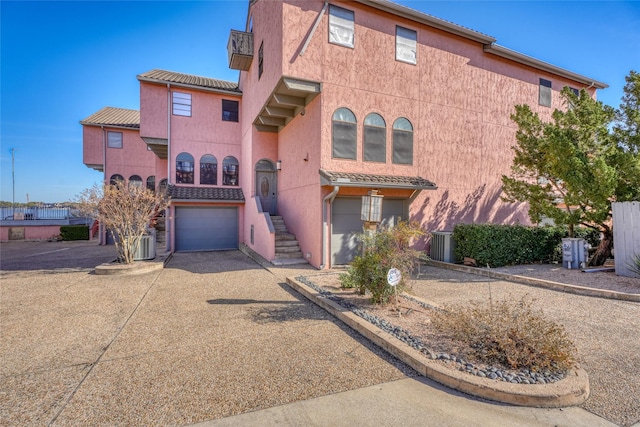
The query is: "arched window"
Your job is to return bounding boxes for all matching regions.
[332,108,357,160]
[159,179,168,193]
[146,176,156,192]
[109,174,124,185]
[129,175,143,187]
[200,155,218,185]
[176,152,194,184]
[392,118,413,165]
[222,156,239,186]
[364,113,386,162]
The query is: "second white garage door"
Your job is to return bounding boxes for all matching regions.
[175,206,238,252]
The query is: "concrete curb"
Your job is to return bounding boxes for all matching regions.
[94,252,172,275]
[426,260,640,302]
[286,276,590,408]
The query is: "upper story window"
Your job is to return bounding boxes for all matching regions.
[539,78,552,107]
[222,100,239,122]
[332,108,357,160]
[172,91,192,116]
[329,5,354,48]
[258,41,264,79]
[107,131,122,148]
[159,178,168,193]
[396,26,417,64]
[364,113,386,163]
[392,118,413,165]
[222,156,239,186]
[176,152,194,184]
[109,174,124,185]
[200,154,218,185]
[129,175,143,188]
[146,176,156,192]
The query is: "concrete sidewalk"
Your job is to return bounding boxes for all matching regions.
[0,245,620,426]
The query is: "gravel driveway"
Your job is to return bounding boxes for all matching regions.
[408,265,640,427]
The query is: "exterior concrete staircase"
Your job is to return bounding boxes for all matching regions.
[271,215,308,265]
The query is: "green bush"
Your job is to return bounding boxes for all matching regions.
[340,221,425,304]
[60,225,89,241]
[431,297,577,373]
[453,224,563,267]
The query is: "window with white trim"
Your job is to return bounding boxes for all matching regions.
[392,118,413,165]
[172,91,192,116]
[329,5,354,48]
[364,113,386,163]
[396,26,417,64]
[107,131,122,148]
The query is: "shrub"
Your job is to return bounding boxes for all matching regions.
[59,225,89,241]
[340,221,426,304]
[431,297,577,373]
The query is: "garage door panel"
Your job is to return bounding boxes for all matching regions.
[331,198,405,265]
[175,207,238,252]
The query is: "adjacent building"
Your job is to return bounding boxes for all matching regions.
[81,0,607,268]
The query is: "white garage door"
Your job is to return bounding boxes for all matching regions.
[175,206,238,252]
[331,197,406,265]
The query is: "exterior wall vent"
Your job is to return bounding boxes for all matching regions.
[430,231,456,263]
[227,30,254,71]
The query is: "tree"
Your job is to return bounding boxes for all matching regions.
[76,180,170,264]
[502,71,640,266]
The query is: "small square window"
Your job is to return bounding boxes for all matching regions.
[222,100,239,122]
[172,91,192,116]
[107,131,122,148]
[396,26,417,64]
[329,5,354,48]
[539,78,552,107]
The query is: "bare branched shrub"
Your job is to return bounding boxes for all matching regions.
[76,180,169,264]
[431,296,577,373]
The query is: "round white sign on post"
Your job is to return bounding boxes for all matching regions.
[387,268,401,287]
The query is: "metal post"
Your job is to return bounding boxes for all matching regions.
[10,148,15,217]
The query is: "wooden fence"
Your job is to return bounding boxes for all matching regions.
[612,201,640,278]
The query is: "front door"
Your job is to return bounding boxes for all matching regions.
[255,160,277,215]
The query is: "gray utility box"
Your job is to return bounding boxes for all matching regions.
[561,238,588,269]
[430,231,456,263]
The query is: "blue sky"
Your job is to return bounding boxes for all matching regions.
[1,1,638,203]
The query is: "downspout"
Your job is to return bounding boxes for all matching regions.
[166,83,172,252]
[100,125,106,245]
[320,185,339,269]
[299,1,328,57]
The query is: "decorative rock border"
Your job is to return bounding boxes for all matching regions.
[286,276,590,408]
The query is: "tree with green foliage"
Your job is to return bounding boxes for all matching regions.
[502,71,640,266]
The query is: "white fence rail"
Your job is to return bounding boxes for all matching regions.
[612,201,640,278]
[1,207,71,220]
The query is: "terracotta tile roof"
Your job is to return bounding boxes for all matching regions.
[320,169,437,190]
[168,185,245,202]
[138,69,241,93]
[80,107,140,128]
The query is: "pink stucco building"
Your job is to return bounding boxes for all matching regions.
[81,0,606,269]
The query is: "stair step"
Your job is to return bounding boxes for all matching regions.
[276,245,302,254]
[274,251,304,259]
[275,232,296,240]
[275,240,299,247]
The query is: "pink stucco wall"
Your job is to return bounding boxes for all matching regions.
[1,225,63,241]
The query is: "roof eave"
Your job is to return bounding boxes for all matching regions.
[483,44,608,89]
[170,199,245,204]
[353,0,495,44]
[137,75,243,96]
[79,122,140,130]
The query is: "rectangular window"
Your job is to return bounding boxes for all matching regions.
[539,78,552,107]
[258,41,264,79]
[329,5,354,48]
[396,26,417,64]
[222,100,239,122]
[107,131,122,148]
[172,91,192,116]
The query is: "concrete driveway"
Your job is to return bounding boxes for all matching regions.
[0,241,618,426]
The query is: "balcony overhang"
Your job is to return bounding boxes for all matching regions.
[254,77,321,133]
[85,163,104,172]
[141,137,168,158]
[228,30,254,71]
